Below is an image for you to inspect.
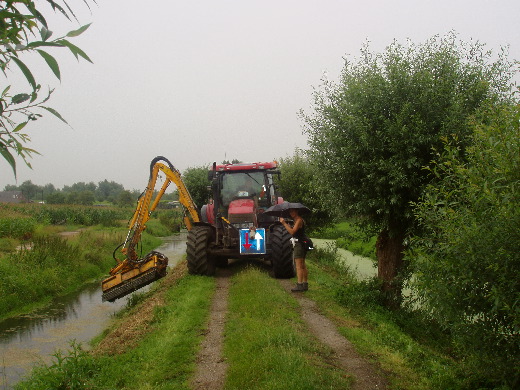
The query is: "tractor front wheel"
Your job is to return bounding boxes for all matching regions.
[270,225,295,278]
[187,226,215,276]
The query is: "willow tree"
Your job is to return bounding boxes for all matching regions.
[302,33,516,306]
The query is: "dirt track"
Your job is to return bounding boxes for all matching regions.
[279,279,387,390]
[94,263,387,389]
[191,267,387,390]
[191,269,231,390]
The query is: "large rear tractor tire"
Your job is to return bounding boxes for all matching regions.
[270,225,295,278]
[187,226,216,276]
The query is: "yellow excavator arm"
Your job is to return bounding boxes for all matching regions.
[102,156,200,302]
[151,161,201,231]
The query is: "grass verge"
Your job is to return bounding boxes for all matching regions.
[12,235,486,389]
[223,265,350,390]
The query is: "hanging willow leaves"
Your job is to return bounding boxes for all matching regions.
[40,106,69,124]
[10,57,37,90]
[57,39,93,63]
[37,50,61,79]
[66,23,92,37]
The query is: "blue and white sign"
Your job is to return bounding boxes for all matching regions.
[239,228,266,255]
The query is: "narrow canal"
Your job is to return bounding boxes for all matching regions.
[0,233,187,389]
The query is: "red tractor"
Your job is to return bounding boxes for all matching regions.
[187,161,295,278]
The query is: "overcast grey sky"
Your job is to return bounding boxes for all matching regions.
[2,0,519,191]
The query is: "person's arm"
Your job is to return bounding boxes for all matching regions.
[279,217,303,236]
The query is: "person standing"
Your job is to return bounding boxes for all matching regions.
[279,208,308,292]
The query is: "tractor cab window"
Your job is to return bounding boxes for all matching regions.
[221,172,265,207]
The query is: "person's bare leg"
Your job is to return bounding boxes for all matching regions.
[294,258,304,283]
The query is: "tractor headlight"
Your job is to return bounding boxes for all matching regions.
[233,222,254,229]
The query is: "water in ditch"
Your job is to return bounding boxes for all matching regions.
[0,233,187,389]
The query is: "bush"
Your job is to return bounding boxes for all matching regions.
[0,217,37,239]
[0,237,18,252]
[411,103,520,388]
[155,209,183,232]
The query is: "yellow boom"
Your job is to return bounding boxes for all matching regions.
[101,156,200,302]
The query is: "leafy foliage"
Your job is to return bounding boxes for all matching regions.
[0,0,92,176]
[4,179,139,204]
[117,189,134,207]
[410,102,520,388]
[155,208,184,232]
[277,148,333,230]
[96,179,125,202]
[301,33,517,305]
[182,164,210,208]
[0,216,36,238]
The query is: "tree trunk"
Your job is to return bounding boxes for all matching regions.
[376,226,405,309]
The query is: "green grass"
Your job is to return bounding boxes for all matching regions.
[223,266,350,390]
[0,201,176,321]
[305,247,463,390]
[12,230,491,389]
[92,275,215,390]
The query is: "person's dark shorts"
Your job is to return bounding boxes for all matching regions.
[293,241,306,259]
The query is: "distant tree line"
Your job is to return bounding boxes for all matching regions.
[2,179,176,207]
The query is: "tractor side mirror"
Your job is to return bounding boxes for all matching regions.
[211,178,219,193]
[208,162,217,181]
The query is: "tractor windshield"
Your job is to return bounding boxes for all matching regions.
[221,172,265,207]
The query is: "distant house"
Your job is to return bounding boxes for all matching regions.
[0,191,28,203]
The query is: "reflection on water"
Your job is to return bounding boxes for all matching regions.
[311,238,377,279]
[0,233,186,389]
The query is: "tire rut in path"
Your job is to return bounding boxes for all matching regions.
[280,280,388,390]
[191,269,231,390]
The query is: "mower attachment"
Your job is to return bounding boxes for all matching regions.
[101,251,168,302]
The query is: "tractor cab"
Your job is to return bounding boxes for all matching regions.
[208,162,280,229]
